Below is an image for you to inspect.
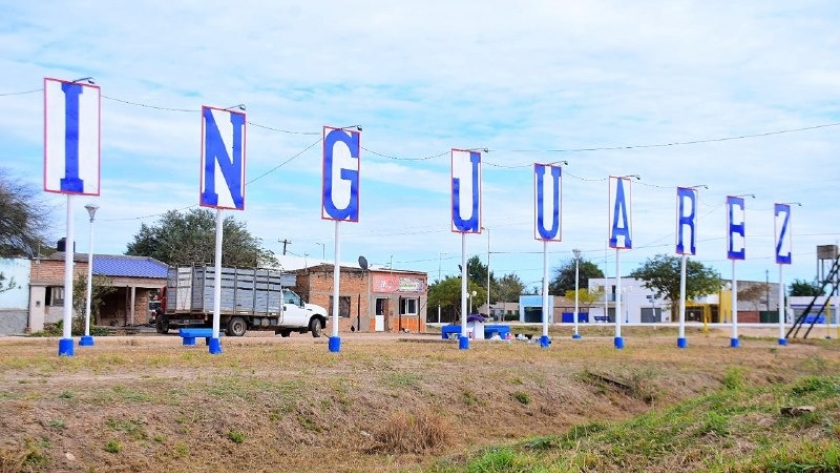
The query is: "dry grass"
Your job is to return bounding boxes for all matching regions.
[0,329,836,472]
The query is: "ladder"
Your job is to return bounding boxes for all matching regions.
[787,255,840,339]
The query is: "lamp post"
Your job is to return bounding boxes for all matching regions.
[485,227,490,319]
[572,249,582,339]
[470,290,476,314]
[437,252,446,323]
[79,204,98,347]
[316,242,325,260]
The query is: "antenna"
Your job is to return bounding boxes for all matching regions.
[358,256,369,271]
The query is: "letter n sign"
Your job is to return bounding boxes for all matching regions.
[774,203,792,264]
[322,126,361,221]
[726,196,746,260]
[451,149,482,233]
[44,78,101,195]
[200,106,246,210]
[534,163,562,241]
[608,176,632,249]
[675,187,698,255]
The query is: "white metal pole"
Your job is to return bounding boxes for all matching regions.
[460,232,468,349]
[437,252,442,323]
[604,242,608,323]
[731,259,739,347]
[778,264,786,345]
[573,254,580,338]
[332,221,341,339]
[615,248,623,348]
[540,240,550,347]
[211,209,223,349]
[58,194,75,356]
[678,254,687,348]
[486,228,491,317]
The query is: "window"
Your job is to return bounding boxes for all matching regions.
[328,296,352,318]
[46,287,64,307]
[284,290,302,306]
[400,298,418,316]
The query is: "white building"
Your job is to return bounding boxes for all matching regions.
[587,277,671,323]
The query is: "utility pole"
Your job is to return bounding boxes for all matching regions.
[278,239,292,255]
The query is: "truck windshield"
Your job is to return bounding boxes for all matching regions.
[284,291,302,307]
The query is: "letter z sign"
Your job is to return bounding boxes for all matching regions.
[44,78,101,195]
[322,126,360,222]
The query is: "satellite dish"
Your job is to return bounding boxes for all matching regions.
[358,256,369,271]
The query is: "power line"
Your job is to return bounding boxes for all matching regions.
[0,88,41,97]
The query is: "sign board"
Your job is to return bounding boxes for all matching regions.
[726,195,746,260]
[534,163,562,241]
[321,126,361,222]
[774,203,792,265]
[200,106,246,210]
[451,149,482,233]
[44,78,101,195]
[608,176,632,249]
[675,187,698,255]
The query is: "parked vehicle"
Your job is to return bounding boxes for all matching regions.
[156,265,328,337]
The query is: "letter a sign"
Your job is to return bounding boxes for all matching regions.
[322,126,361,222]
[44,78,101,195]
[451,149,482,233]
[200,106,246,210]
[608,176,632,249]
[534,163,562,241]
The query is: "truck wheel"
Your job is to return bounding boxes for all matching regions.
[227,317,247,337]
[156,314,170,334]
[278,329,291,338]
[309,318,322,338]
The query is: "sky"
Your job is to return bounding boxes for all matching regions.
[1,0,839,292]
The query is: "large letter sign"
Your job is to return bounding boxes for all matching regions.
[774,203,792,264]
[676,187,698,255]
[44,78,101,195]
[726,196,746,260]
[451,149,482,233]
[200,106,246,210]
[321,126,361,221]
[534,164,562,241]
[608,176,632,249]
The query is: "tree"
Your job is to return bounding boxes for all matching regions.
[564,287,605,313]
[550,258,604,295]
[427,276,486,318]
[0,169,53,257]
[496,273,526,303]
[629,254,721,315]
[789,278,824,297]
[72,274,116,329]
[125,208,277,267]
[0,272,16,293]
[738,283,770,310]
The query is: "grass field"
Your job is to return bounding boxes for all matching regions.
[0,328,838,472]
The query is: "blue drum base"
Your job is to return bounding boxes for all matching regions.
[458,336,469,350]
[677,337,687,349]
[539,335,551,348]
[730,338,740,348]
[328,336,341,353]
[208,337,222,355]
[778,338,787,346]
[614,337,624,349]
[79,335,94,347]
[58,338,74,357]
[572,333,582,340]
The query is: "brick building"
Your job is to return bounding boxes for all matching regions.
[28,252,167,331]
[288,258,428,333]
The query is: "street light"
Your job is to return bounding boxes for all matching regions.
[437,252,446,323]
[469,290,477,314]
[315,242,325,260]
[572,249,582,339]
[79,204,98,347]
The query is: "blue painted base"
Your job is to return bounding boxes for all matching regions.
[730,338,740,348]
[539,335,551,348]
[458,336,469,350]
[58,338,74,357]
[328,336,341,353]
[79,335,94,347]
[208,337,222,354]
[677,337,687,349]
[778,338,788,346]
[614,337,624,349]
[572,333,582,340]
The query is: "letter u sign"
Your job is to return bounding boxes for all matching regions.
[322,126,361,222]
[451,149,482,233]
[44,78,101,195]
[534,164,562,241]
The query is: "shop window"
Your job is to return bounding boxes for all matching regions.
[400,298,418,316]
[328,296,352,317]
[46,287,64,307]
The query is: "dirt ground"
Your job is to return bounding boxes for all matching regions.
[0,327,837,472]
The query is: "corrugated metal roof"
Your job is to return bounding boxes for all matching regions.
[91,255,168,278]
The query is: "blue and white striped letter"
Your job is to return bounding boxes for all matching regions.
[321,127,361,222]
[451,149,482,233]
[534,164,562,241]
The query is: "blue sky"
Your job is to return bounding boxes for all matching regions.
[1,1,839,290]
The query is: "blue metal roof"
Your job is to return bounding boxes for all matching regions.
[92,256,168,278]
